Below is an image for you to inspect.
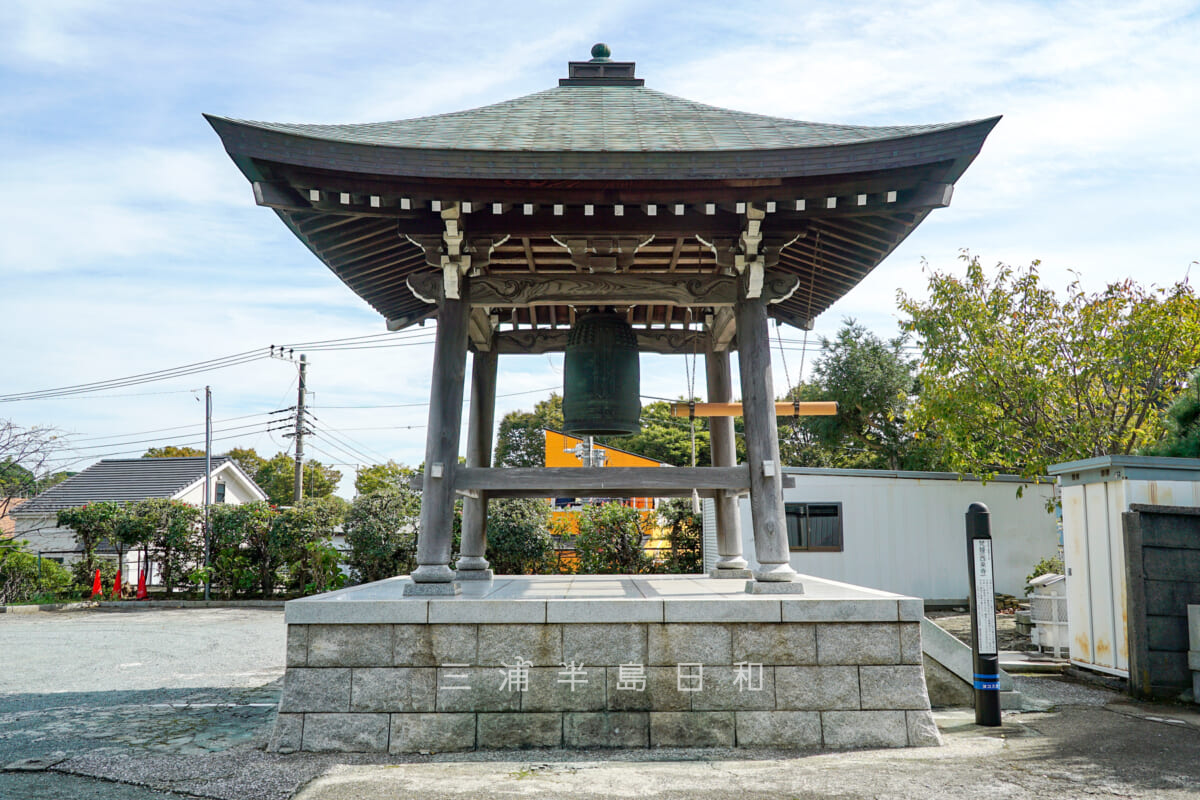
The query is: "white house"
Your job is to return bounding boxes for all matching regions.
[10,457,267,578]
[707,467,1059,603]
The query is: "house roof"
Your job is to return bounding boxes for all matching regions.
[13,457,232,515]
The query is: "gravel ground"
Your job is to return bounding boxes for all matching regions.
[4,606,1199,800]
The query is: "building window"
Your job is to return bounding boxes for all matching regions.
[215,482,227,504]
[785,502,843,551]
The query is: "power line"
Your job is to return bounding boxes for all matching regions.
[60,419,291,452]
[0,350,269,403]
[0,328,438,404]
[306,436,372,468]
[306,413,391,464]
[65,410,284,443]
[51,427,285,470]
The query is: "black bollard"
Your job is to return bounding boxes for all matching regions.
[966,502,1002,727]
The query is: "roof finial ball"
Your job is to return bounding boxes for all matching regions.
[589,42,612,63]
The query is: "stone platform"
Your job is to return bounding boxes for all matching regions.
[270,574,938,753]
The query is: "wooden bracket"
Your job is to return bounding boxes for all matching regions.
[550,235,654,272]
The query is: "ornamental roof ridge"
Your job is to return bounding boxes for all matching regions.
[206,84,996,154]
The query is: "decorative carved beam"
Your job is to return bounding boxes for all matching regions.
[494,328,708,355]
[549,235,655,272]
[406,271,799,309]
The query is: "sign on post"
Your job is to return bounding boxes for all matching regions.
[966,502,1002,727]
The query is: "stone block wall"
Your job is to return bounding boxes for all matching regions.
[270,620,938,752]
[1123,505,1200,699]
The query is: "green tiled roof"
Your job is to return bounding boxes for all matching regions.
[223,86,976,153]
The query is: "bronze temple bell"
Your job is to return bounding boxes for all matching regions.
[562,308,641,436]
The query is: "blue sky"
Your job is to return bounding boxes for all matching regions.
[3,1,1198,495]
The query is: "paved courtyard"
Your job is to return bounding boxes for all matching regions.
[1,606,1198,799]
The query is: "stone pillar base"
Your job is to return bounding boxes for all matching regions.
[710,568,754,579]
[455,569,495,582]
[746,580,806,595]
[402,582,462,597]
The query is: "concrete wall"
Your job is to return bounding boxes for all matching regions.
[729,468,1058,602]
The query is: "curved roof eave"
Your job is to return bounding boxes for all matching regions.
[206,113,1000,183]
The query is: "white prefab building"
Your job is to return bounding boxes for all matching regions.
[1047,455,1200,678]
[707,467,1059,603]
[10,457,267,577]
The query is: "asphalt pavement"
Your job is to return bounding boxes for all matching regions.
[2,607,1199,800]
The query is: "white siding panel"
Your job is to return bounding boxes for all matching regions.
[1062,485,1091,665]
[739,472,1057,600]
[1083,483,1116,670]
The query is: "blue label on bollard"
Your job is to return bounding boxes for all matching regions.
[973,673,1000,690]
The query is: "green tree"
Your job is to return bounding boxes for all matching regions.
[573,502,653,575]
[494,394,564,467]
[1,420,61,515]
[57,501,123,580]
[782,321,921,470]
[254,453,342,506]
[898,254,1200,478]
[143,445,205,458]
[0,460,35,499]
[602,401,711,466]
[224,447,267,479]
[485,498,555,574]
[1142,370,1200,457]
[355,460,415,495]
[343,489,422,583]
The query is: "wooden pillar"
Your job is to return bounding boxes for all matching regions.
[705,345,751,577]
[455,343,498,580]
[407,280,471,593]
[735,291,801,585]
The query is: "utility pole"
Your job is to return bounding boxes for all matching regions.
[204,385,212,601]
[293,355,307,504]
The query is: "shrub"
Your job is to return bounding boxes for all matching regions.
[486,499,555,575]
[69,556,119,595]
[658,499,703,574]
[1025,553,1065,595]
[343,489,421,583]
[289,539,347,595]
[0,544,74,603]
[574,502,653,575]
[130,498,201,594]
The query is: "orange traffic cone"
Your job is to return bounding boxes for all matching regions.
[90,568,102,598]
[136,570,148,600]
[113,569,122,599]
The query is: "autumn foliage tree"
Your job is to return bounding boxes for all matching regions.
[898,254,1200,478]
